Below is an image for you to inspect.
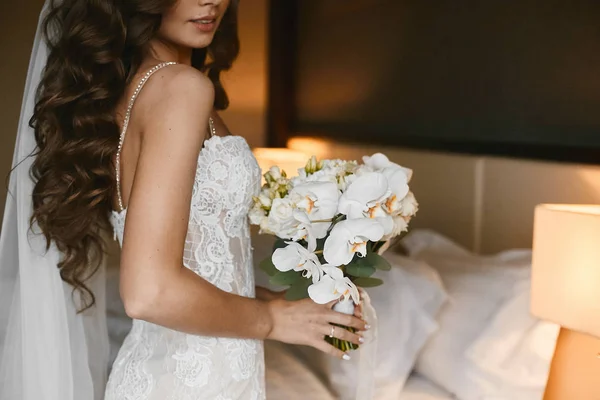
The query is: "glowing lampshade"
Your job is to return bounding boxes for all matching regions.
[531,204,600,337]
[252,148,310,180]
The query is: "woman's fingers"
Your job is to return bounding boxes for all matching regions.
[326,311,368,331]
[324,297,363,319]
[325,299,338,309]
[322,324,363,345]
[311,336,350,360]
[354,302,363,318]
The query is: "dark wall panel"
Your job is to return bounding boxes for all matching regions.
[292,0,600,161]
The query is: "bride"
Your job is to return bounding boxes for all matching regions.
[0,0,368,399]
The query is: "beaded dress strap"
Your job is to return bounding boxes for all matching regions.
[115,62,216,212]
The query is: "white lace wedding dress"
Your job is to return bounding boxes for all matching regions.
[105,62,265,400]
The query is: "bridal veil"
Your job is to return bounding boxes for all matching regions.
[0,1,110,398]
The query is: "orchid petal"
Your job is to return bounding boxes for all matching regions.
[323,219,385,266]
[292,182,340,220]
[271,242,302,272]
[362,153,391,170]
[308,275,340,304]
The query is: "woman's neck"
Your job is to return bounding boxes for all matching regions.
[147,38,193,65]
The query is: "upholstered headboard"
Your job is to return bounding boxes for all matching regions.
[286,137,600,254]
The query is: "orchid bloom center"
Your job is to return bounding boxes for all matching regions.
[368,203,381,218]
[350,239,367,256]
[385,195,397,211]
[304,196,316,213]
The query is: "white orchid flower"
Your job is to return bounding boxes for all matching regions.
[337,172,394,233]
[323,219,385,266]
[382,168,410,216]
[363,153,413,182]
[283,182,340,250]
[272,241,324,283]
[308,266,360,304]
[291,182,340,221]
[338,173,389,218]
[289,211,329,252]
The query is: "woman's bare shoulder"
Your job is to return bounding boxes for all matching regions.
[138,64,214,112]
[132,64,214,141]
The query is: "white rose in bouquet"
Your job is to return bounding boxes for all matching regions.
[262,197,297,237]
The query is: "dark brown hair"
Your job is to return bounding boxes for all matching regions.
[30,0,240,310]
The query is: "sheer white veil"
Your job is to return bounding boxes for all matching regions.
[0,1,110,398]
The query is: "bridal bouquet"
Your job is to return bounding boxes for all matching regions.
[250,153,418,351]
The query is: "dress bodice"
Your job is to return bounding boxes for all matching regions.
[104,62,265,400]
[109,134,261,295]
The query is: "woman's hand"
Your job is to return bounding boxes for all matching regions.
[266,298,368,360]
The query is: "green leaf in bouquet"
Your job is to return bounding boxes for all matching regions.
[272,238,288,251]
[284,276,311,301]
[315,237,326,252]
[345,258,376,278]
[366,252,392,271]
[269,270,302,286]
[259,257,278,277]
[352,277,384,288]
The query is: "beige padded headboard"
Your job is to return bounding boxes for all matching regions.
[287,137,600,254]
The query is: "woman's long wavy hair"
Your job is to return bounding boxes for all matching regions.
[30,0,240,310]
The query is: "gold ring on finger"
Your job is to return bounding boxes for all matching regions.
[329,326,335,338]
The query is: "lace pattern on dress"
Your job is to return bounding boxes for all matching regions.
[105,63,265,400]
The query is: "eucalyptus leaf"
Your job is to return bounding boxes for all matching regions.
[366,252,392,271]
[272,238,288,251]
[270,270,302,286]
[315,237,326,252]
[345,259,376,278]
[259,257,278,277]
[285,277,311,301]
[352,277,384,288]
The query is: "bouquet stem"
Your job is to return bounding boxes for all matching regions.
[327,299,359,351]
[325,324,359,351]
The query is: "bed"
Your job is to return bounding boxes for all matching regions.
[105,136,600,399]
[264,339,454,400]
[249,135,600,399]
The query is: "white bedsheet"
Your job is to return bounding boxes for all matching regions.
[265,341,336,400]
[400,374,455,400]
[264,340,454,400]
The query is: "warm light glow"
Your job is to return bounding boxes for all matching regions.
[531,204,600,338]
[252,148,310,179]
[286,137,336,160]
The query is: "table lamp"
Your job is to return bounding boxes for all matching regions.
[252,147,310,181]
[531,204,600,400]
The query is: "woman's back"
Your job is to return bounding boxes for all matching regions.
[105,62,265,400]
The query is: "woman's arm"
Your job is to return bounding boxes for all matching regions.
[119,65,366,357]
[255,287,286,301]
[119,65,266,338]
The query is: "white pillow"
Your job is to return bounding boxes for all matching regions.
[327,254,447,400]
[404,230,547,400]
[465,279,559,388]
[252,228,448,400]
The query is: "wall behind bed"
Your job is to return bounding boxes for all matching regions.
[287,137,600,254]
